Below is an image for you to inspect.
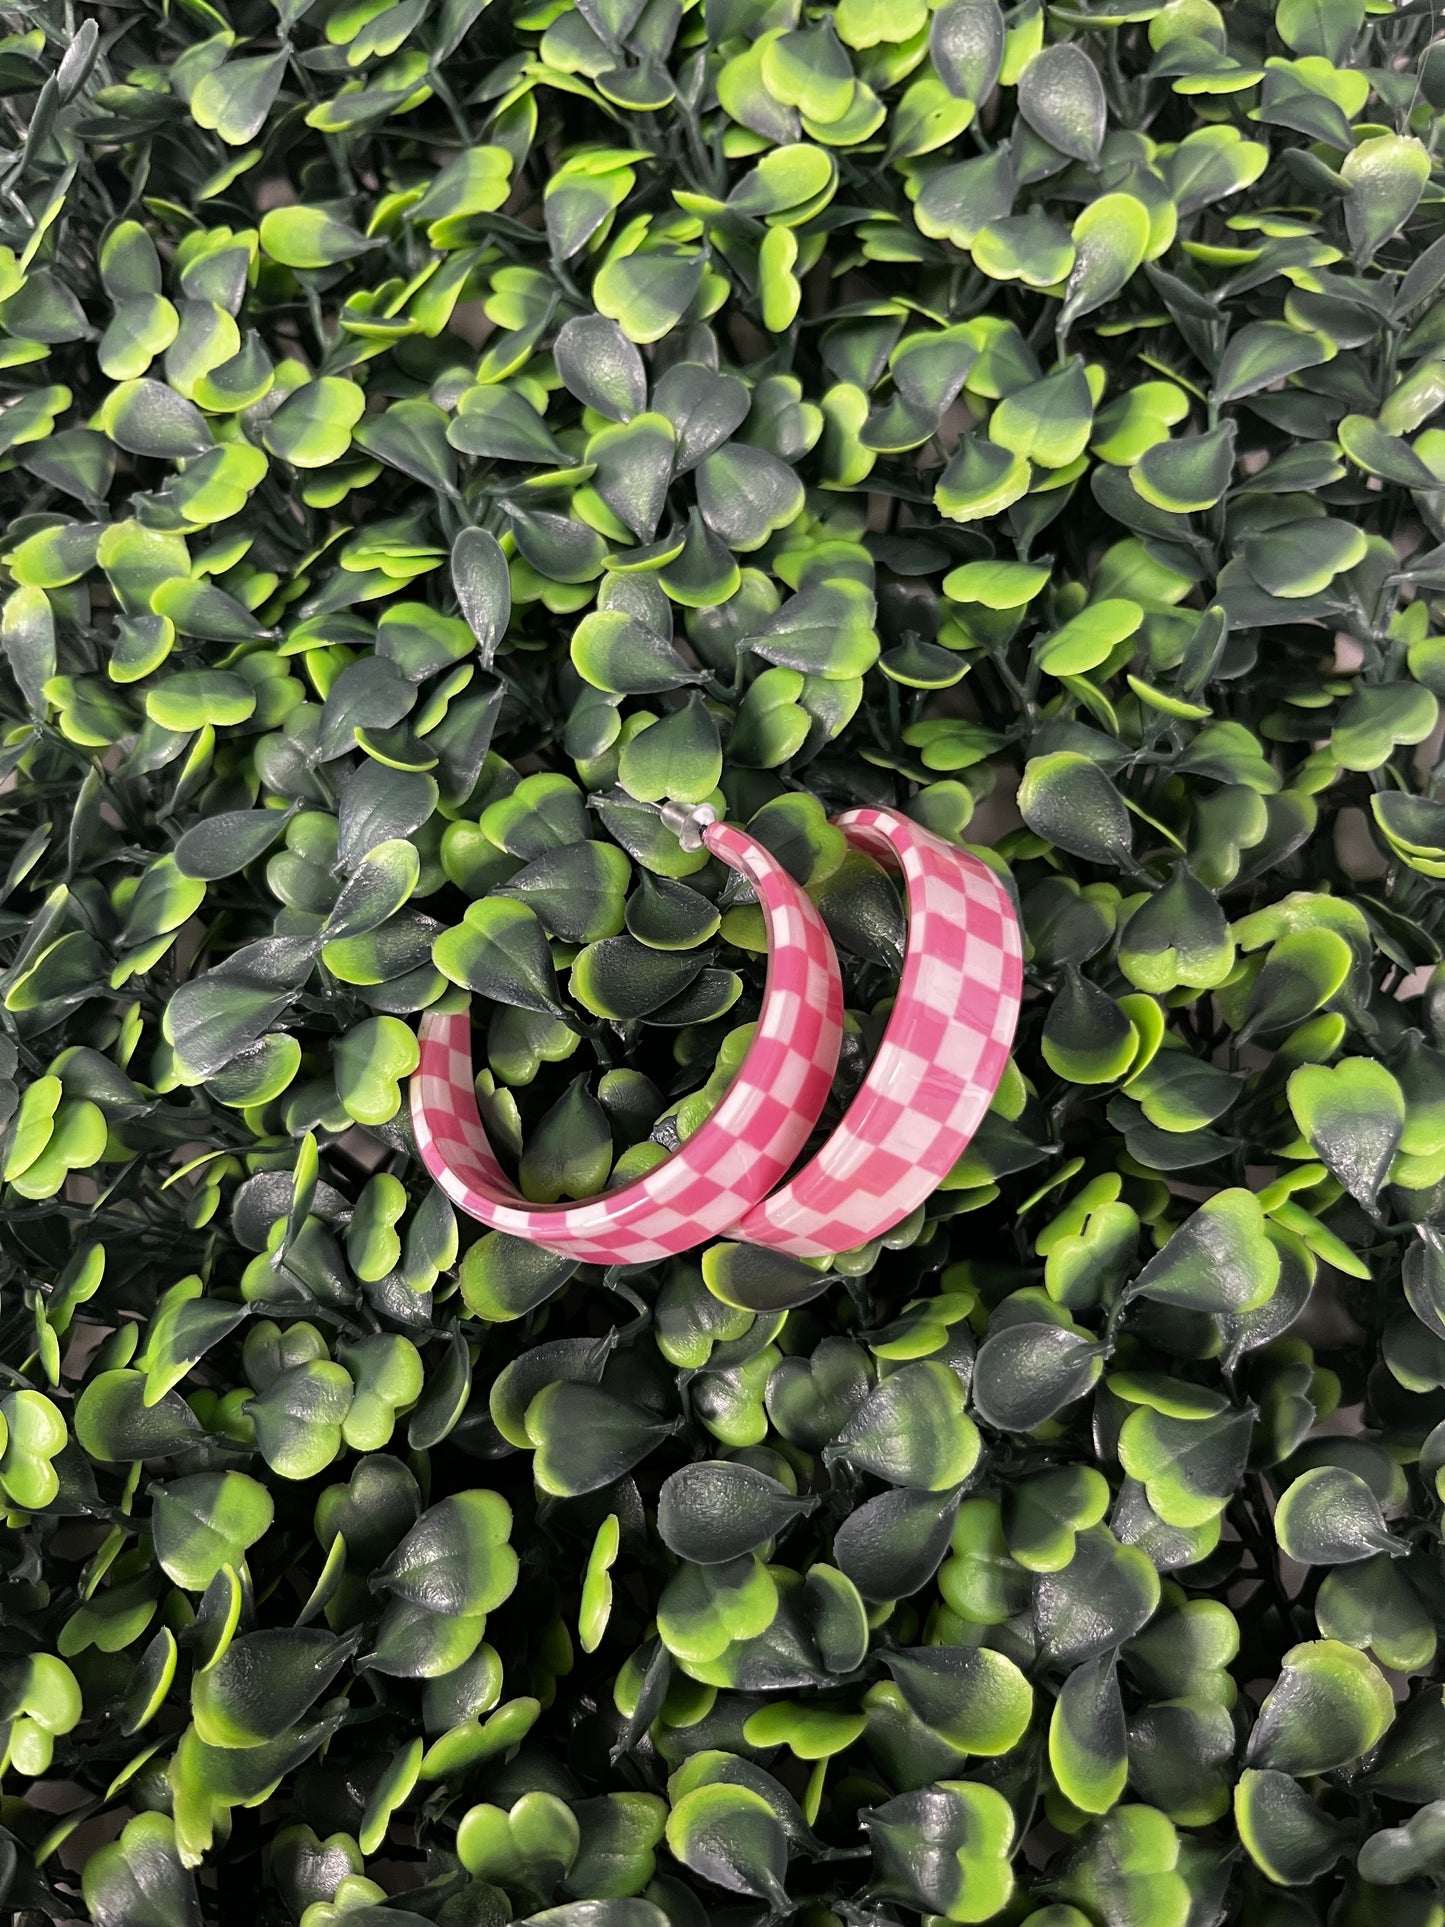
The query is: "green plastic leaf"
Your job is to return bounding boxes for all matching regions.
[1018,754,1133,866]
[1049,1655,1128,1815]
[259,206,378,270]
[1061,196,1151,331]
[1287,1058,1405,1210]
[1054,1807,1189,1927]
[658,1461,816,1564]
[434,898,568,1017]
[375,1491,518,1617]
[262,378,367,468]
[1214,323,1333,404]
[83,1814,201,1927]
[151,1473,274,1591]
[1036,1527,1161,1667]
[526,1383,677,1497]
[972,1318,1106,1431]
[866,1781,1016,1923]
[1235,1769,1347,1887]
[1016,43,1106,165]
[1342,135,1429,264]
[880,1645,1032,1756]
[1274,1465,1399,1566]
[1118,864,1233,994]
[75,1370,205,1463]
[452,525,511,668]
[1357,1801,1445,1887]
[665,1784,788,1908]
[192,50,287,146]
[192,1628,355,1747]
[1128,1190,1279,1316]
[825,1360,981,1490]
[1132,424,1237,514]
[990,361,1093,470]
[1117,1403,1254,1529]
[102,380,212,459]
[930,0,1005,104]
[246,1361,353,1480]
[1246,1639,1395,1777]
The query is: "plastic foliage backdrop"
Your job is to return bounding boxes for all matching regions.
[5,0,1445,1922]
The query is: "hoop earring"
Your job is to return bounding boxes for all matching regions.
[726,806,1023,1258]
[411,805,843,1266]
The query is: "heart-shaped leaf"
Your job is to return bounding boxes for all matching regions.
[1245,1639,1395,1776]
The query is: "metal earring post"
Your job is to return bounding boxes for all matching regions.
[586,792,719,852]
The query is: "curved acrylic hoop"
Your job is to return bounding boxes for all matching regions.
[727,806,1023,1258]
[411,821,844,1265]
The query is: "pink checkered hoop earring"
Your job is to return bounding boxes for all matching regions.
[411,803,844,1266]
[727,807,1024,1258]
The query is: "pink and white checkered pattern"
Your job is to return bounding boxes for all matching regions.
[726,807,1023,1258]
[410,821,843,1266]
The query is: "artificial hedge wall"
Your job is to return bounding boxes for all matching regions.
[3,0,1445,1922]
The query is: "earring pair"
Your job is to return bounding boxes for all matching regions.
[411,804,1022,1266]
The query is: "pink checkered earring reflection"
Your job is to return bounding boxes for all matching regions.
[410,802,845,1266]
[410,801,1023,1265]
